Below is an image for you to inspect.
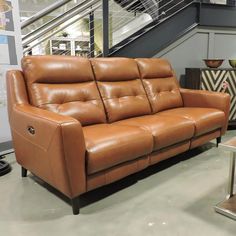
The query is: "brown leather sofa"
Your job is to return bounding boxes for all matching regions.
[6,56,230,214]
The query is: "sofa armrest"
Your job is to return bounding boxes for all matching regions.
[11,104,86,198]
[180,88,230,134]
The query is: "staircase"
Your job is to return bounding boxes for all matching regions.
[20,0,236,58]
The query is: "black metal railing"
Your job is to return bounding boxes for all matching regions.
[20,0,236,57]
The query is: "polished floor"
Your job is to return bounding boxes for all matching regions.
[0,131,236,236]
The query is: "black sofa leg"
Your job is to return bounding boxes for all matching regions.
[216,137,222,147]
[21,167,27,177]
[71,197,80,215]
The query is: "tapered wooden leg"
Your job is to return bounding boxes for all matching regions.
[71,197,80,215]
[21,167,27,177]
[216,136,222,147]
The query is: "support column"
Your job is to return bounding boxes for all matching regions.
[89,11,95,58]
[102,0,109,57]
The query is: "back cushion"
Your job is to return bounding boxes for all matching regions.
[136,58,183,113]
[22,55,106,126]
[91,58,151,122]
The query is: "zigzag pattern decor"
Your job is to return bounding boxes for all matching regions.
[201,69,236,121]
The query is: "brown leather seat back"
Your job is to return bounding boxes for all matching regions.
[91,58,152,122]
[136,58,183,113]
[22,55,106,126]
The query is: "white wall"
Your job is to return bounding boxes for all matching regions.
[155,27,236,80]
[0,0,23,143]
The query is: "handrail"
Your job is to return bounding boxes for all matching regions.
[22,0,101,47]
[23,1,101,54]
[21,0,72,29]
[22,0,201,56]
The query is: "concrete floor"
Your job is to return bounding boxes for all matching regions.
[0,131,236,236]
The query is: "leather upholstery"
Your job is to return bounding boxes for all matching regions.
[150,141,190,165]
[191,130,221,149]
[7,71,87,198]
[6,70,29,118]
[22,56,106,126]
[180,88,230,134]
[136,58,183,113]
[87,156,150,191]
[115,114,194,150]
[22,55,93,84]
[91,58,152,122]
[6,70,29,104]
[91,57,140,82]
[158,107,225,137]
[6,56,230,203]
[83,124,153,174]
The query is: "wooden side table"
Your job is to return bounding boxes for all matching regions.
[214,137,236,220]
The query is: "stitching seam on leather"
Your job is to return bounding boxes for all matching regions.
[61,124,74,197]
[90,60,108,123]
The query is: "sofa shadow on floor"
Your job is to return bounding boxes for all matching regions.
[29,142,216,215]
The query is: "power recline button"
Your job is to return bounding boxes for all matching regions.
[27,126,35,135]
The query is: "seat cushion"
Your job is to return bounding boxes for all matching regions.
[115,115,194,150]
[83,124,153,174]
[158,108,225,136]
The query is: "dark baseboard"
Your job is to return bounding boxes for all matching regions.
[0,141,14,156]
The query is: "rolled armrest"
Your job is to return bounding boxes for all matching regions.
[11,104,86,198]
[180,88,230,134]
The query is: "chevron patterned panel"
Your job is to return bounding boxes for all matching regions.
[201,69,236,121]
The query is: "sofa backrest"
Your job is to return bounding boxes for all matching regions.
[21,55,106,126]
[91,58,152,122]
[136,58,183,113]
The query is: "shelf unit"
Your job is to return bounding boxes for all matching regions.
[49,37,90,57]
